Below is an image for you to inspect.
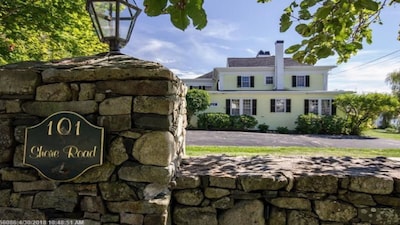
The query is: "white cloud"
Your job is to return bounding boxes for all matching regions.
[200,19,239,40]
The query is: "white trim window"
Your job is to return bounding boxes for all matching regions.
[292,75,310,87]
[226,99,257,116]
[265,76,273,85]
[270,99,291,113]
[305,99,336,115]
[237,76,255,88]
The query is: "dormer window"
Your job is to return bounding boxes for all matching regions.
[237,76,255,88]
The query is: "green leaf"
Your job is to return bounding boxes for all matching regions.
[355,0,379,11]
[279,14,292,32]
[314,6,331,19]
[300,0,318,9]
[316,46,332,58]
[186,0,207,30]
[167,5,190,30]
[144,0,167,16]
[293,50,306,63]
[295,24,311,37]
[299,9,312,20]
[285,44,302,54]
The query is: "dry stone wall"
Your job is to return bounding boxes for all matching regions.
[0,54,187,224]
[2,55,400,225]
[173,155,400,225]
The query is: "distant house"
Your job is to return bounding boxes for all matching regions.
[183,40,352,130]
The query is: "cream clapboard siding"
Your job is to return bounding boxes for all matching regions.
[204,91,345,130]
[217,67,275,91]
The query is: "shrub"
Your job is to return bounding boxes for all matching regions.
[198,113,230,130]
[230,115,258,130]
[258,123,269,133]
[295,114,347,135]
[295,114,322,134]
[321,115,346,135]
[276,126,289,134]
[197,113,257,130]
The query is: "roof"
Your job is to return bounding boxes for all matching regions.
[227,56,308,67]
[196,71,213,79]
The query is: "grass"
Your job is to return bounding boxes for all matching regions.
[186,129,400,158]
[186,146,400,158]
[363,129,400,140]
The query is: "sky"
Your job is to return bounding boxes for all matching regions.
[123,0,400,93]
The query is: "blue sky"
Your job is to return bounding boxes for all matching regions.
[124,0,400,93]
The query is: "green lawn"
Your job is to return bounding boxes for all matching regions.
[186,129,400,158]
[363,129,400,140]
[186,146,400,157]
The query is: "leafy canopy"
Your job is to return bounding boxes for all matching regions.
[0,0,107,65]
[144,0,400,64]
[334,93,399,135]
[186,88,210,122]
[386,69,400,99]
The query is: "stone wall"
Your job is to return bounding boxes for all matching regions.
[2,55,400,225]
[173,155,400,225]
[0,54,187,224]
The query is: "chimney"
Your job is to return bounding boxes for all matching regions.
[275,40,284,90]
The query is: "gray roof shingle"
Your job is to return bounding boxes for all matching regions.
[227,56,308,67]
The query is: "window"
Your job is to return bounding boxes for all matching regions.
[226,99,257,115]
[270,99,291,113]
[309,99,319,114]
[304,99,336,115]
[265,76,273,85]
[237,76,255,88]
[292,75,310,87]
[321,99,332,115]
[231,99,240,116]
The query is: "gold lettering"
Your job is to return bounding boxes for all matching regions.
[29,146,60,158]
[63,145,97,158]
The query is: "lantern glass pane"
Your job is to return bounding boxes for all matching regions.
[93,1,117,38]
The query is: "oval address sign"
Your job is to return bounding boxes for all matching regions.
[24,111,104,181]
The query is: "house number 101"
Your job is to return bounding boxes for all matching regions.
[47,117,81,136]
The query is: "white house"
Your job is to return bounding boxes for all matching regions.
[183,40,352,130]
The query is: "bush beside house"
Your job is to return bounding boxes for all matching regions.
[198,113,257,131]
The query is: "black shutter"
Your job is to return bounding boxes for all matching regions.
[237,76,242,88]
[252,99,257,115]
[226,99,231,115]
[331,100,336,115]
[270,99,275,112]
[304,99,309,114]
[306,75,310,87]
[286,99,291,113]
[292,76,296,87]
[250,76,255,87]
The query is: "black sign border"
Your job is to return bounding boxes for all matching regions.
[23,111,105,182]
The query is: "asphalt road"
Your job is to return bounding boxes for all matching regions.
[186,130,400,149]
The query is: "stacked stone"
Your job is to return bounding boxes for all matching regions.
[0,54,187,224]
[173,155,400,225]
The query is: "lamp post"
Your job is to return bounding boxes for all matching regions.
[86,0,141,53]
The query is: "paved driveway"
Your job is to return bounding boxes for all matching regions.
[186,130,400,149]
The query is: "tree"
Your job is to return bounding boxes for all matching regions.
[0,0,107,65]
[386,69,400,99]
[143,0,400,64]
[186,89,210,124]
[334,93,399,135]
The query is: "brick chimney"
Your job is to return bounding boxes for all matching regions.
[275,40,284,90]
